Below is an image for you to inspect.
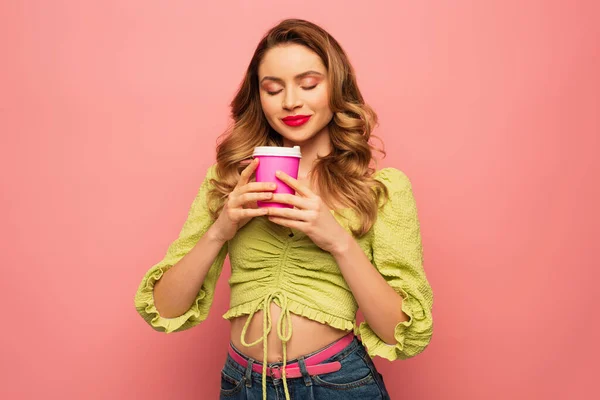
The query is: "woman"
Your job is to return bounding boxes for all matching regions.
[135,18,434,400]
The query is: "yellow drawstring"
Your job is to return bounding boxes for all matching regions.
[240,291,293,400]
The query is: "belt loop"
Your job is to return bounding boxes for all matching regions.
[245,358,254,388]
[298,356,312,387]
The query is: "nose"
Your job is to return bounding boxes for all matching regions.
[282,88,303,111]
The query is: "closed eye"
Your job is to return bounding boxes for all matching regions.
[265,85,317,96]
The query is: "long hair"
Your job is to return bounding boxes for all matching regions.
[207,18,389,237]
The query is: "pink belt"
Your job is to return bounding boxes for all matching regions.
[228,332,354,380]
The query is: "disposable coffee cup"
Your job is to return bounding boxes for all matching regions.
[252,146,302,208]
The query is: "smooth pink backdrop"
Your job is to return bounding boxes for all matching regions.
[1,1,598,399]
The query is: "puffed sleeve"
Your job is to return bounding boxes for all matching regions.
[357,168,434,360]
[134,164,228,333]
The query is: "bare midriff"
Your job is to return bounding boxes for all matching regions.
[230,301,351,363]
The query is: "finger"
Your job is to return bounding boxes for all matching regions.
[270,193,310,209]
[275,171,315,198]
[238,158,259,187]
[230,191,273,209]
[238,181,277,194]
[266,206,307,221]
[236,207,269,219]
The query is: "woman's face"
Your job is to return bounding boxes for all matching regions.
[258,44,333,146]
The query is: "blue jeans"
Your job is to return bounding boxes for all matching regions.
[219,336,391,399]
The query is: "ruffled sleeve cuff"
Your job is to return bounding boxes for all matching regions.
[134,263,208,334]
[357,283,433,361]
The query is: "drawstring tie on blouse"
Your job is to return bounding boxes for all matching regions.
[240,290,293,400]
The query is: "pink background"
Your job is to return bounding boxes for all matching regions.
[1,1,598,399]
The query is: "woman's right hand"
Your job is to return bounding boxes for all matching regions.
[211,158,276,242]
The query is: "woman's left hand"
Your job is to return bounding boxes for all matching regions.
[266,170,350,254]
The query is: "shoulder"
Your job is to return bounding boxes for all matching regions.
[368,168,421,240]
[206,163,218,177]
[203,163,220,183]
[373,167,413,194]
[372,167,419,219]
[196,163,220,196]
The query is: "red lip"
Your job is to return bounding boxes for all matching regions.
[282,114,311,121]
[282,115,311,127]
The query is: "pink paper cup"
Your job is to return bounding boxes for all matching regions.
[252,146,302,208]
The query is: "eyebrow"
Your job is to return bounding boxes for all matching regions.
[260,70,324,84]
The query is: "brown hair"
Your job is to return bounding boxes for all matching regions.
[207,18,389,237]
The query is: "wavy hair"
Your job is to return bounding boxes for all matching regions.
[207,18,389,237]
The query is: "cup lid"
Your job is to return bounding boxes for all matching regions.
[252,146,302,158]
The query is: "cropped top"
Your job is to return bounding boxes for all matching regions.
[134,164,434,399]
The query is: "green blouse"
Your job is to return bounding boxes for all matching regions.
[134,164,434,374]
